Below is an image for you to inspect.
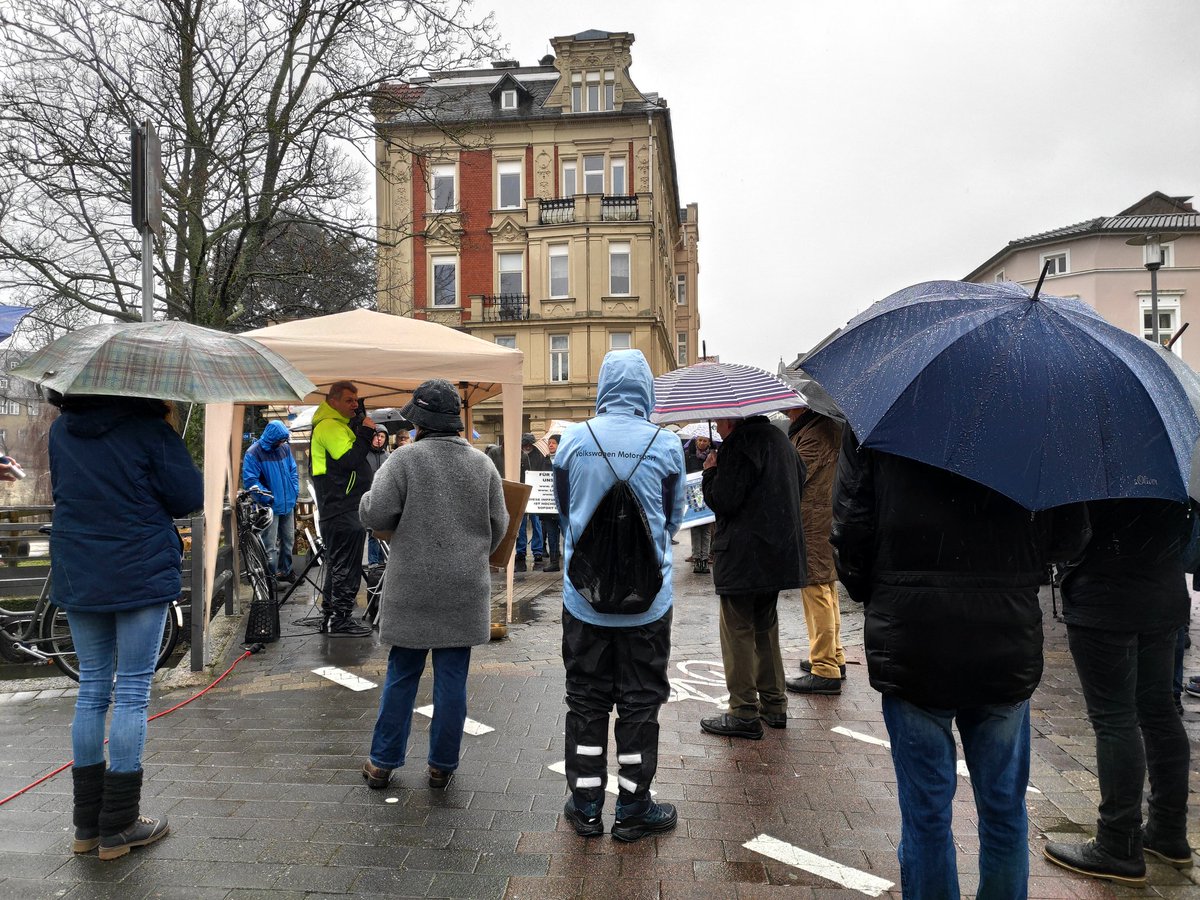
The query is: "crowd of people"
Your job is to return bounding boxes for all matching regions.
[35,348,1193,892]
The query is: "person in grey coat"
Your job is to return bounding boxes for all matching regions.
[358,379,508,791]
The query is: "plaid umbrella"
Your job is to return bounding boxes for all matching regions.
[11,320,315,403]
[651,361,804,425]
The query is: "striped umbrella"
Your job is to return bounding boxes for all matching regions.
[12,320,315,403]
[651,361,804,424]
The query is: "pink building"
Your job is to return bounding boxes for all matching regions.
[964,192,1200,367]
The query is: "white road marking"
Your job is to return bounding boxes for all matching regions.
[832,727,1040,793]
[744,834,894,896]
[547,760,656,797]
[413,704,494,735]
[312,667,377,691]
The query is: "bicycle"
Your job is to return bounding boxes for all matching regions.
[234,485,278,607]
[0,527,182,681]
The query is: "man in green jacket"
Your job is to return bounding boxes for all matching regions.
[311,381,376,637]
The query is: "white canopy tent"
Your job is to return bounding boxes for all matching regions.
[199,309,524,667]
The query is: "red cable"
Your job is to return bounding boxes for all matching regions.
[0,649,253,807]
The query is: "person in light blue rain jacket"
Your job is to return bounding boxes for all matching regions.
[242,420,300,580]
[552,349,686,843]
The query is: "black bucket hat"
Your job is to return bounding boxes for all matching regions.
[401,379,464,432]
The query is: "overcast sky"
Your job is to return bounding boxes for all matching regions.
[482,0,1200,371]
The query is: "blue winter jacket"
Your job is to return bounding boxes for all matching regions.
[554,350,687,627]
[49,398,204,613]
[242,420,299,514]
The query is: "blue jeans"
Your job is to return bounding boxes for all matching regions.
[367,536,385,567]
[369,645,471,772]
[515,514,543,558]
[67,604,169,773]
[882,694,1030,900]
[260,509,295,576]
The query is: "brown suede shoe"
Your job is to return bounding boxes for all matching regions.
[361,760,392,789]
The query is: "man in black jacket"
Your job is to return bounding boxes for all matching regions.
[699,415,806,740]
[832,430,1088,897]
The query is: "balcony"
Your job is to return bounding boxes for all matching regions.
[539,198,575,225]
[600,195,638,222]
[481,293,530,322]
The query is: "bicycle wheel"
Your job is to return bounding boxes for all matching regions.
[42,602,182,682]
[242,534,277,607]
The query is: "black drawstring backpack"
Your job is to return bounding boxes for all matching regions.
[567,423,664,615]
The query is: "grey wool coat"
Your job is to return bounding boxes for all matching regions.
[359,434,508,648]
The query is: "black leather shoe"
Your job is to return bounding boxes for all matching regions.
[362,761,392,789]
[700,713,763,740]
[1043,839,1146,884]
[799,659,847,679]
[563,796,604,837]
[785,673,841,694]
[1143,827,1194,868]
[427,766,453,789]
[327,616,372,637]
[543,561,560,573]
[760,711,787,729]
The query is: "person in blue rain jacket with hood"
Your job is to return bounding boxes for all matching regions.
[553,349,686,843]
[242,420,300,580]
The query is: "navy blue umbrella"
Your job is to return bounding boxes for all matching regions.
[800,280,1200,510]
[0,305,31,342]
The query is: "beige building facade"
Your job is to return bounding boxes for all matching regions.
[965,192,1200,367]
[373,29,700,440]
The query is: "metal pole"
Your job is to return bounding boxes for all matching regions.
[142,228,154,322]
[1148,261,1162,345]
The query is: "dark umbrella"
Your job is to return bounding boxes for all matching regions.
[801,280,1200,510]
[0,306,31,342]
[778,369,846,422]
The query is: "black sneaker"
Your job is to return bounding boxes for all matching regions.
[760,711,787,729]
[543,561,560,573]
[611,800,677,843]
[563,796,604,837]
[327,616,372,637]
[1143,827,1194,868]
[1043,839,1146,884]
[700,713,763,740]
[785,673,842,694]
[799,659,847,679]
[98,814,169,861]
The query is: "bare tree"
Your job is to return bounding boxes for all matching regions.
[0,0,496,329]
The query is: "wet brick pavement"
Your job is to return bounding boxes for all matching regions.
[1,543,1197,898]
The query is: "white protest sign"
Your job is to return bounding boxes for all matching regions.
[524,470,558,514]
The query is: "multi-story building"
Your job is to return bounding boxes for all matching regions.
[373,29,700,439]
[0,349,51,505]
[964,192,1200,366]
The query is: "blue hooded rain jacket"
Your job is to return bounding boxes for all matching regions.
[554,350,687,627]
[242,420,299,514]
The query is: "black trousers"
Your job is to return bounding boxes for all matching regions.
[562,607,671,808]
[1066,624,1190,855]
[320,513,366,618]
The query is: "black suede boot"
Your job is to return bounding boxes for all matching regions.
[71,762,105,853]
[97,769,168,860]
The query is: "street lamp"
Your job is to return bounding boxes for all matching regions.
[1126,232,1181,345]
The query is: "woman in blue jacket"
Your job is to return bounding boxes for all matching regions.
[48,392,203,861]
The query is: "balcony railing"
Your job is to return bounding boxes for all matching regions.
[600,195,638,222]
[481,293,530,322]
[539,197,575,225]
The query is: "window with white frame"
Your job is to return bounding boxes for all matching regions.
[676,273,687,305]
[1144,242,1175,268]
[610,157,626,195]
[548,244,569,298]
[498,252,523,295]
[610,331,632,351]
[609,242,630,295]
[431,256,458,307]
[583,155,604,194]
[1040,250,1069,276]
[561,161,577,197]
[571,73,582,112]
[1140,293,1182,352]
[604,71,615,111]
[430,163,455,213]
[586,71,600,112]
[677,331,687,366]
[550,334,569,382]
[0,377,8,390]
[571,70,615,112]
[501,89,517,110]
[26,400,39,417]
[0,399,20,416]
[497,160,521,209]
[495,335,516,349]
[994,270,1005,282]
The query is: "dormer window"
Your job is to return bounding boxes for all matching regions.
[570,70,615,112]
[501,89,517,110]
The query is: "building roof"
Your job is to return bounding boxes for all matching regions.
[965,191,1200,280]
